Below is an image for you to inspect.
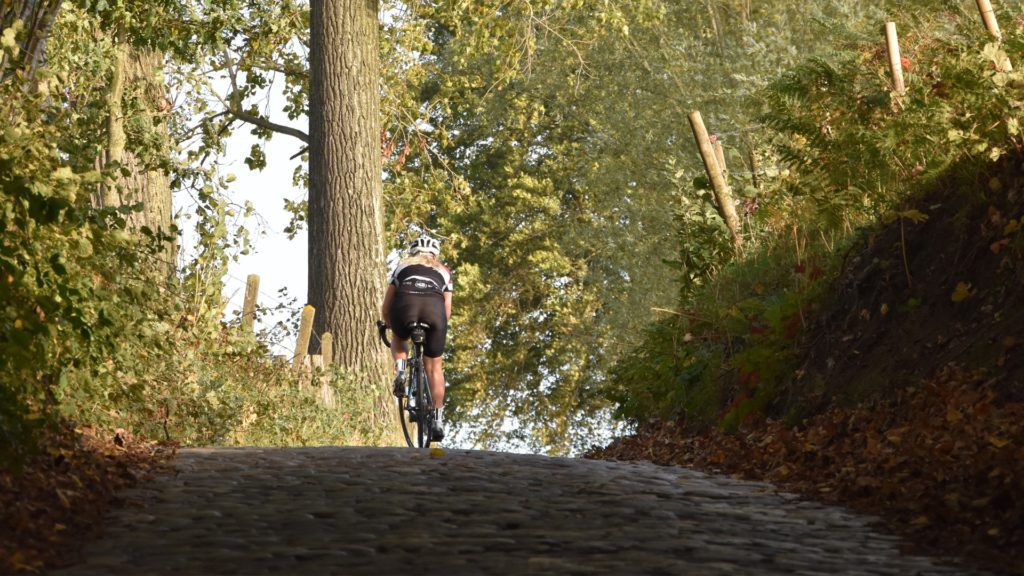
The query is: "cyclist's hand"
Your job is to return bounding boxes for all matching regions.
[376,320,392,347]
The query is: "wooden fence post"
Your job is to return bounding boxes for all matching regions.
[713,139,728,180]
[688,111,743,248]
[976,0,1013,71]
[321,332,333,367]
[293,305,315,371]
[885,23,906,95]
[976,0,1003,39]
[241,274,260,333]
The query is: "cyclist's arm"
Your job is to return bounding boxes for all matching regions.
[381,284,396,325]
[444,291,452,320]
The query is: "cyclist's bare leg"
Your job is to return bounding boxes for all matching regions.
[423,356,445,408]
[390,336,408,363]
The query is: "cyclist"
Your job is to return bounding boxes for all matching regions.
[380,236,453,441]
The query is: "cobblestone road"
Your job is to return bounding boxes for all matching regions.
[52,447,988,575]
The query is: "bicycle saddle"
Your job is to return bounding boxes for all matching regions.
[406,321,430,343]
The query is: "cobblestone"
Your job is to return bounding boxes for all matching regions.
[52,447,990,575]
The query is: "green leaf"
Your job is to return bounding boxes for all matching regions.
[49,253,67,276]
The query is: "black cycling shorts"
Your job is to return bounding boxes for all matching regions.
[389,292,447,358]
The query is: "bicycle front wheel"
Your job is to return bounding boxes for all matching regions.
[398,394,415,448]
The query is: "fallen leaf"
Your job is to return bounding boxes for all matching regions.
[990,238,1009,253]
[951,282,973,302]
[988,436,1010,448]
[886,427,909,443]
[8,550,42,572]
[988,467,1006,479]
[946,405,963,423]
[55,488,72,509]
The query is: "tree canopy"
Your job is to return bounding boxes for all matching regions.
[2,0,1009,459]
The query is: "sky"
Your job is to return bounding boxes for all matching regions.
[223,128,309,354]
[177,96,310,357]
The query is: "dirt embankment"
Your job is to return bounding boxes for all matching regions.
[800,158,1024,409]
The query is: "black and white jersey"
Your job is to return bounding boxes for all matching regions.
[389,262,453,295]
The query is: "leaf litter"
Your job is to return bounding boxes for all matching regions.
[590,365,1023,575]
[0,425,176,574]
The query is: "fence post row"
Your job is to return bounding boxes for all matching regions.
[241,274,260,333]
[688,110,743,248]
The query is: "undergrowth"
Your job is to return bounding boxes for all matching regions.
[0,31,393,470]
[606,5,1024,430]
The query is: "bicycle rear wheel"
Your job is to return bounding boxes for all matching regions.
[413,364,433,448]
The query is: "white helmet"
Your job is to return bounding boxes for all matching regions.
[409,236,440,257]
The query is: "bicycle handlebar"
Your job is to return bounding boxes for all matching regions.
[376,320,391,348]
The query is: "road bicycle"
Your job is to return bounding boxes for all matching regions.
[377,320,437,448]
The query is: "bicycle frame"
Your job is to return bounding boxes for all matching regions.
[377,320,435,448]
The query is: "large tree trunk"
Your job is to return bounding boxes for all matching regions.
[102,29,128,209]
[122,47,173,242]
[102,35,176,275]
[308,0,393,433]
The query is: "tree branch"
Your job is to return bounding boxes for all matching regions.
[225,105,309,144]
[248,57,308,80]
[220,49,308,143]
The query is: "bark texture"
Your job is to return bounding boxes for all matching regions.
[308,0,391,394]
[123,46,173,243]
[102,41,175,274]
